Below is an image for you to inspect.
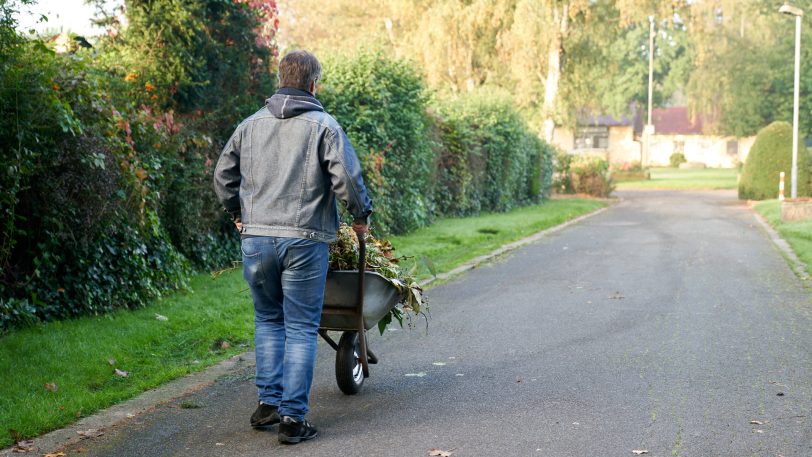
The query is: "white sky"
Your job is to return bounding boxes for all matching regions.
[16,0,111,36]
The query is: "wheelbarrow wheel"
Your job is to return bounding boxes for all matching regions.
[336,331,364,395]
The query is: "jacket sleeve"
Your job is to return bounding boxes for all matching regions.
[213,125,243,220]
[323,127,373,223]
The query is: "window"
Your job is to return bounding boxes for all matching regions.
[575,126,609,150]
[726,140,738,156]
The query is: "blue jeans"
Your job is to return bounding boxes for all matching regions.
[241,236,328,421]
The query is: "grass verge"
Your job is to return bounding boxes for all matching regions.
[615,167,738,190]
[0,198,604,447]
[752,200,812,276]
[390,199,607,280]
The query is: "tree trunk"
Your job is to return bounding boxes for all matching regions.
[542,3,569,144]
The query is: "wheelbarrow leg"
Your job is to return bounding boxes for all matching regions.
[318,330,339,351]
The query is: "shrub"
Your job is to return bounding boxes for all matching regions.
[553,149,575,193]
[319,51,435,234]
[432,91,552,216]
[0,0,277,331]
[739,121,810,200]
[669,152,687,168]
[556,154,614,197]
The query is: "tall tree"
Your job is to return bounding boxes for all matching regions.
[278,0,689,138]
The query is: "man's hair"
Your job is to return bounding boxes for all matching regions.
[278,50,322,91]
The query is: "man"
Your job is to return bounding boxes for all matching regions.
[213,50,372,444]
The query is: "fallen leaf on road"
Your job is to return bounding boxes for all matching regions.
[609,291,625,300]
[44,383,58,392]
[215,443,225,446]
[114,368,129,377]
[11,440,35,452]
[777,392,785,396]
[428,448,455,457]
[155,313,168,321]
[749,420,764,425]
[755,429,764,433]
[632,451,649,455]
[77,429,104,439]
[43,453,65,457]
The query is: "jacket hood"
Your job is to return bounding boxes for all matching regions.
[266,88,324,119]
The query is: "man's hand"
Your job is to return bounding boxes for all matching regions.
[234,217,242,232]
[351,221,368,235]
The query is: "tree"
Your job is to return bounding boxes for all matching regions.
[277,0,690,138]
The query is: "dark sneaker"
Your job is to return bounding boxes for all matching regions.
[278,416,318,444]
[250,402,280,427]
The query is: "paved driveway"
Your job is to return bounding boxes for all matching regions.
[64,190,812,456]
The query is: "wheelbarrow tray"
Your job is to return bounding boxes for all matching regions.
[320,270,402,331]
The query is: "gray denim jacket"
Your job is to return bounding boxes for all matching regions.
[213,88,373,242]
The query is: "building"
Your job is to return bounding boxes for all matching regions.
[552,107,755,168]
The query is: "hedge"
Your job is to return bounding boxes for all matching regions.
[432,91,552,216]
[319,52,435,234]
[1,32,553,331]
[739,121,810,200]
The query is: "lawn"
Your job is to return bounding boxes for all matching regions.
[752,200,812,276]
[0,198,604,448]
[390,199,607,280]
[615,167,738,190]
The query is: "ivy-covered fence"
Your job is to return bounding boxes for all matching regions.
[1,5,553,332]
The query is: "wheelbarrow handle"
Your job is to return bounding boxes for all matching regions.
[356,232,370,377]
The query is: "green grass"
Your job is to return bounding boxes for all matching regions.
[0,272,255,448]
[753,200,812,276]
[0,198,604,447]
[615,167,738,190]
[390,199,607,280]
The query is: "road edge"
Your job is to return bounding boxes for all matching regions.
[749,205,811,282]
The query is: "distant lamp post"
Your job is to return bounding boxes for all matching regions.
[780,3,803,199]
[643,15,655,168]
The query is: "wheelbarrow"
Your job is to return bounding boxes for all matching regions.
[318,235,402,395]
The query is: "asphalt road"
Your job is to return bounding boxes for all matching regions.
[65,190,812,457]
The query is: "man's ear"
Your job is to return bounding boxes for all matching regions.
[309,80,317,95]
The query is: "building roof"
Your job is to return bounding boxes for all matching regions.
[651,107,703,135]
[579,113,637,127]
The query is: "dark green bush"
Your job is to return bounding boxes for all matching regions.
[669,152,687,168]
[0,0,276,331]
[318,51,435,234]
[739,121,810,200]
[432,92,552,216]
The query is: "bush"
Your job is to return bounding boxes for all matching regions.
[0,0,277,331]
[739,121,810,200]
[669,152,687,168]
[556,154,615,197]
[432,91,552,216]
[319,51,434,234]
